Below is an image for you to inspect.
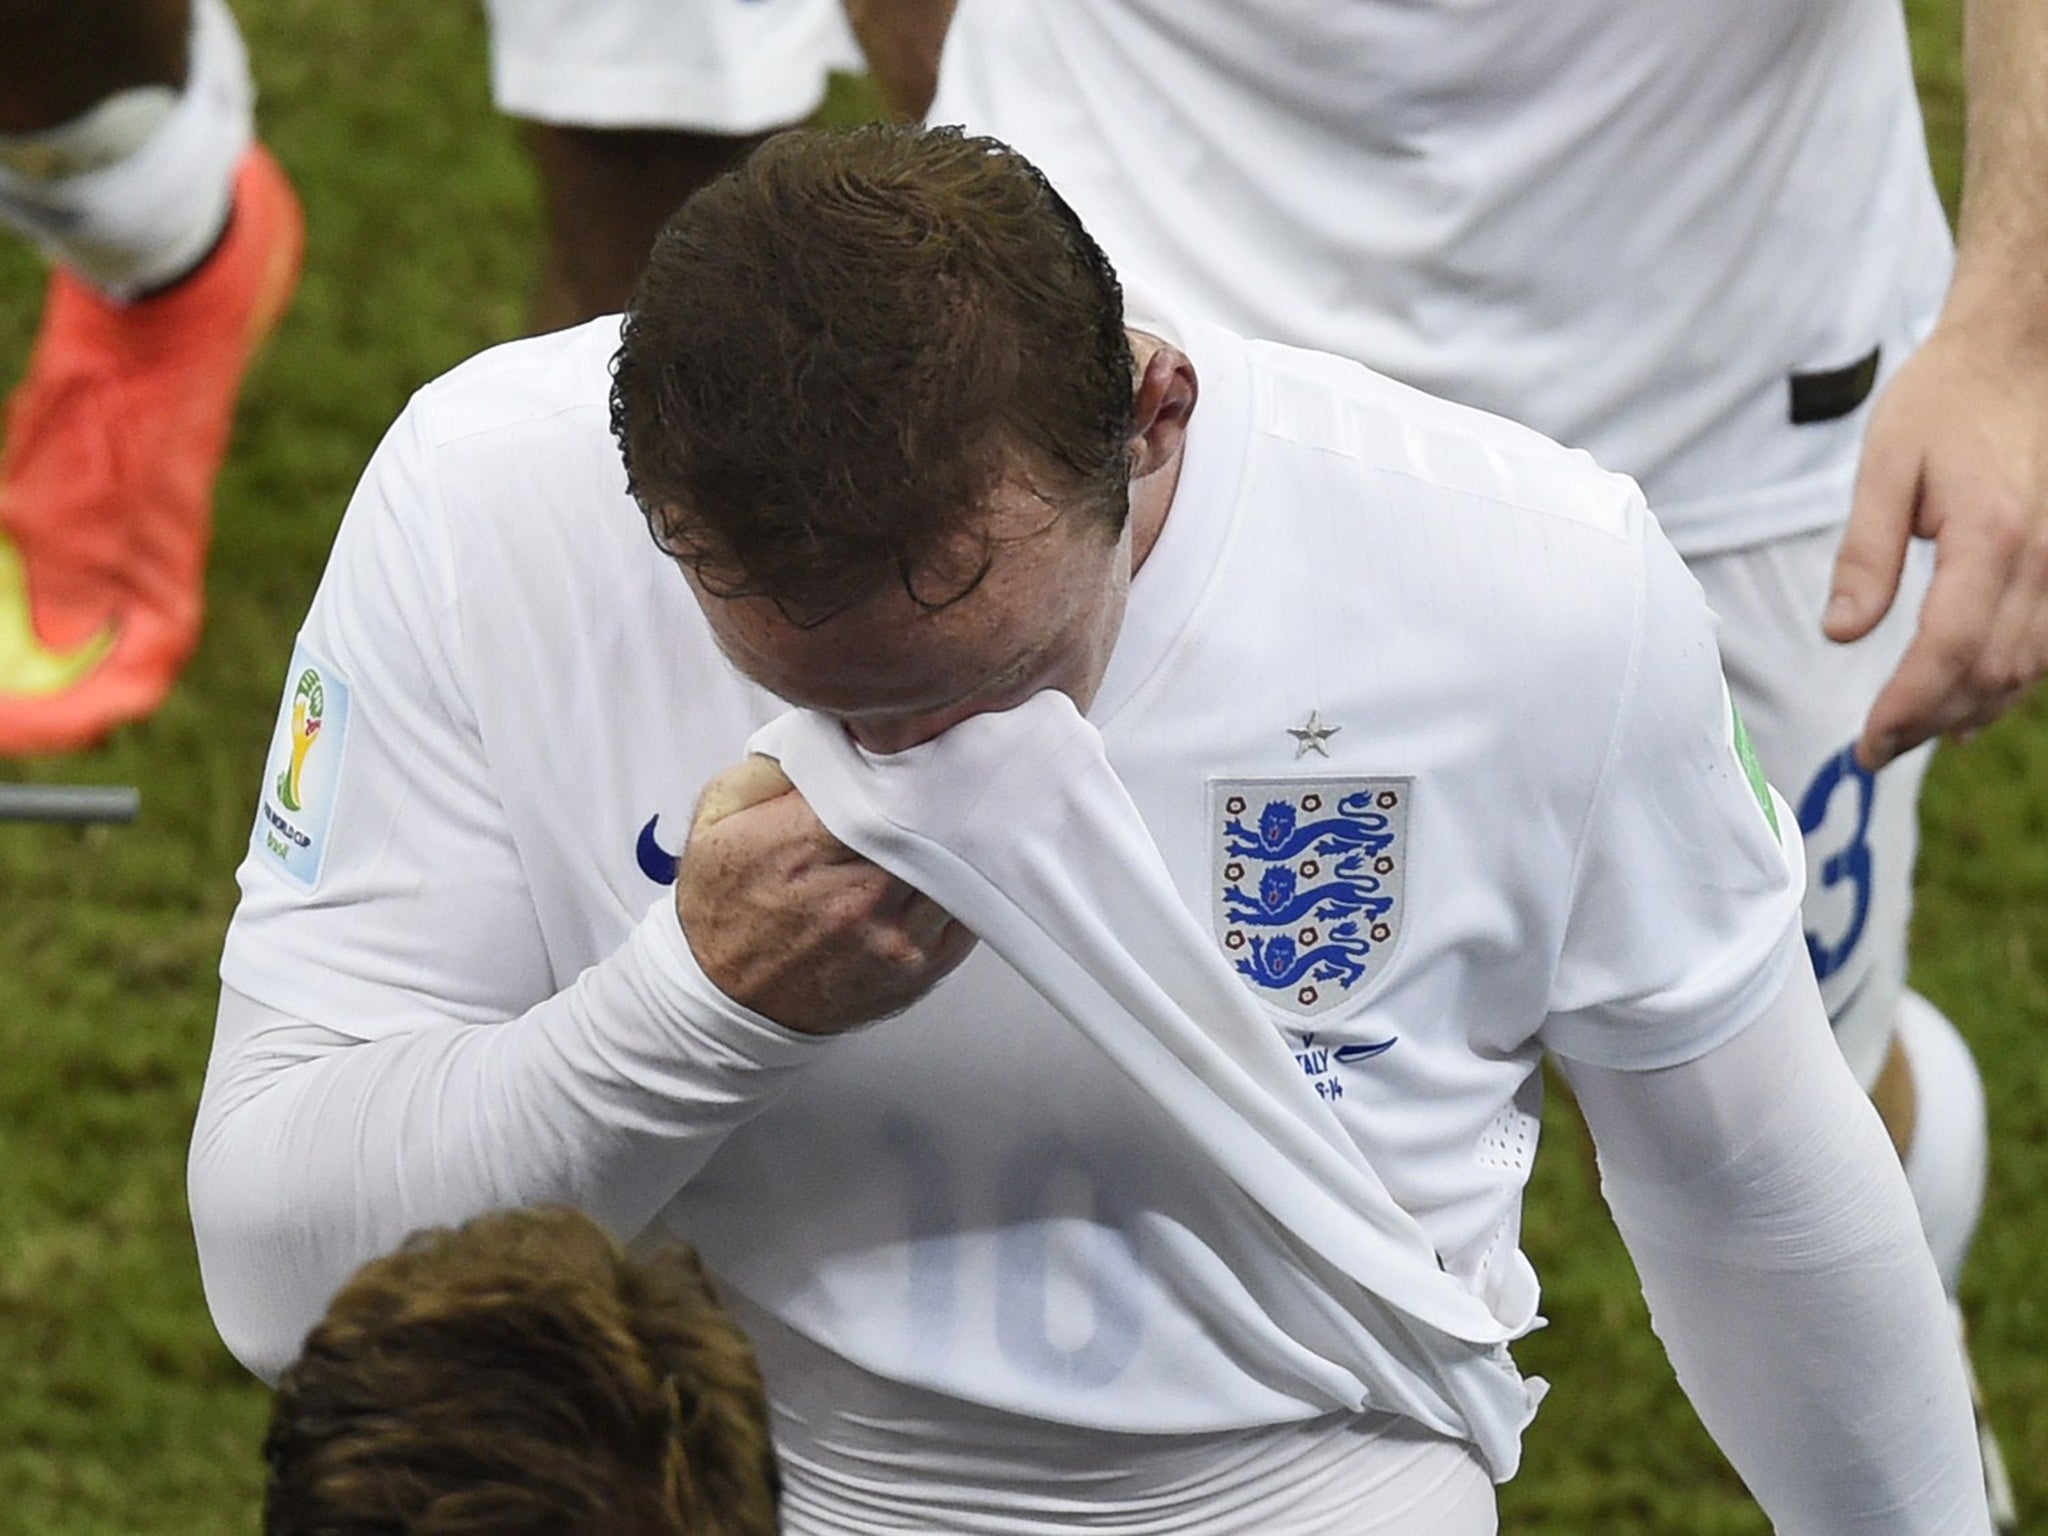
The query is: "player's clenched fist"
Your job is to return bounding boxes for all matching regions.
[675,755,979,1034]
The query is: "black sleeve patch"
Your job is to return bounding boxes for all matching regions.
[1788,345,1881,425]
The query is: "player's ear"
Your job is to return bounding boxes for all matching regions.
[1128,340,1197,481]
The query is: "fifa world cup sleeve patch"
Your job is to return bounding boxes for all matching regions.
[250,641,353,889]
[1725,688,1782,842]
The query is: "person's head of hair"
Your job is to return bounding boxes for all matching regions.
[261,1206,779,1536]
[609,122,1137,626]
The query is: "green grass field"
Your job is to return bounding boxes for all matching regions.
[0,2,2040,1529]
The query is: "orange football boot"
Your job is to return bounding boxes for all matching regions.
[0,142,303,754]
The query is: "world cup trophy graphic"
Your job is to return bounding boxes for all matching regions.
[277,668,325,813]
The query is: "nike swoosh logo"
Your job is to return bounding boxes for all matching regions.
[636,814,679,885]
[1334,1039,1398,1064]
[0,534,115,696]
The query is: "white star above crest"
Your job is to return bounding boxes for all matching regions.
[1287,709,1341,759]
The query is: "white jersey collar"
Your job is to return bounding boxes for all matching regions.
[1093,298,1253,723]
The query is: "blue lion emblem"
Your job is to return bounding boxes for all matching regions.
[1221,791,1395,863]
[1237,924,1374,990]
[1220,863,1393,928]
[1212,777,1409,1018]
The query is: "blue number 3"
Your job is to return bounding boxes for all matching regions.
[1796,744,1876,981]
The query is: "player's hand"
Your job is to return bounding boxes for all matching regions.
[675,754,978,1034]
[1825,323,2048,769]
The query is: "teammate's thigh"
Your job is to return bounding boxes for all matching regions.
[1687,525,1935,1089]
[482,0,860,133]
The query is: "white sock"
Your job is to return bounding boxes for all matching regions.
[0,88,180,180]
[1895,991,1987,1294]
[0,0,252,298]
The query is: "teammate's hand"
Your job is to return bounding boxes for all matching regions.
[1825,323,2048,770]
[675,754,978,1034]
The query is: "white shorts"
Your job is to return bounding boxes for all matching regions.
[483,0,861,132]
[1687,524,1937,1088]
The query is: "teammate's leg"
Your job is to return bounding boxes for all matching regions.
[521,123,771,332]
[0,0,303,753]
[0,0,191,137]
[1892,987,2018,1525]
[843,0,958,122]
[482,0,861,330]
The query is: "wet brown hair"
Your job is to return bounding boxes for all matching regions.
[262,1207,778,1536]
[609,122,1136,624]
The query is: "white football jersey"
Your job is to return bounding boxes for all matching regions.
[931,0,1955,555]
[223,311,1801,1457]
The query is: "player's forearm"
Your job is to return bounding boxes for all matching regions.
[1943,0,2048,352]
[1564,973,1989,1534]
[188,898,825,1381]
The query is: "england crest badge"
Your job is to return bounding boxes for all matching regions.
[1211,777,1410,1017]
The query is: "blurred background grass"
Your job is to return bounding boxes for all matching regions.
[0,0,2037,1529]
